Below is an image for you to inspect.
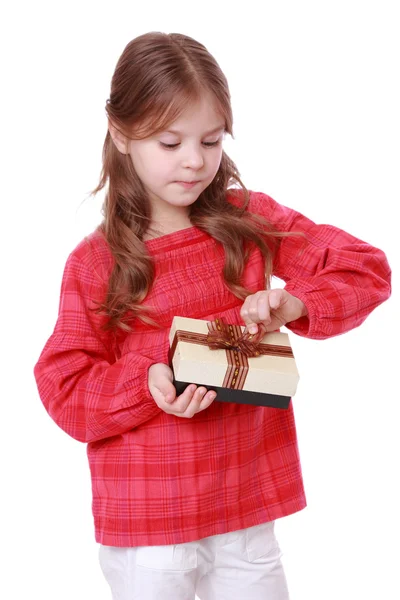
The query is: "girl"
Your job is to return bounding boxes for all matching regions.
[34,32,391,600]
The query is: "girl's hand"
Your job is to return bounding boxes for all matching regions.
[148,363,216,418]
[240,289,308,334]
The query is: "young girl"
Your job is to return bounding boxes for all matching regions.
[34,32,391,600]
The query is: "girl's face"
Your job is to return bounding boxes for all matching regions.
[127,94,225,221]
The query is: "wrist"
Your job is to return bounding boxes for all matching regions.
[299,299,308,318]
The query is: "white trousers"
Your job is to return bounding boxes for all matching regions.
[99,521,290,600]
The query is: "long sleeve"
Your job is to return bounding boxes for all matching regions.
[251,192,391,339]
[34,249,161,443]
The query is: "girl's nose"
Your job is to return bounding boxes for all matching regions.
[181,146,204,170]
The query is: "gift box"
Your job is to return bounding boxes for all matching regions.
[169,316,300,409]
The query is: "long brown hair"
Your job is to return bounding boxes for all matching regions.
[91,32,288,331]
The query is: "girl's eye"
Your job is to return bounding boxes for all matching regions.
[159,140,221,150]
[160,142,180,149]
[202,141,220,148]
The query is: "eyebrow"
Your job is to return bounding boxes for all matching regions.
[164,124,225,136]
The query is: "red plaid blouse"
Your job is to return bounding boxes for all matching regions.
[34,192,391,547]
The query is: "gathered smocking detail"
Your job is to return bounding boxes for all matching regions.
[145,227,211,256]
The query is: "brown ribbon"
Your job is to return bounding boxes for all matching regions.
[170,317,293,391]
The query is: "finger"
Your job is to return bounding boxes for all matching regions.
[197,390,217,413]
[257,292,270,323]
[242,292,271,333]
[240,295,260,333]
[184,388,216,418]
[269,289,285,310]
[240,296,251,323]
[170,384,201,415]
[180,387,207,418]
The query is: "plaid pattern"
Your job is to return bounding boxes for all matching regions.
[34,192,391,547]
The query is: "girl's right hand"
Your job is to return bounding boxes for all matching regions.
[148,363,216,418]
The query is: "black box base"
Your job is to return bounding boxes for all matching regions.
[173,379,290,409]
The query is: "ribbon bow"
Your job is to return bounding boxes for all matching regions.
[206,317,267,358]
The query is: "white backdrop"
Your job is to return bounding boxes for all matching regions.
[2,1,399,599]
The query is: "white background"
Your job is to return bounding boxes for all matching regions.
[2,1,399,599]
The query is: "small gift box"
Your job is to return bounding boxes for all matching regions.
[169,316,300,409]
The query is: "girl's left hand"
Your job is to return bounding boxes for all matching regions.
[240,289,308,334]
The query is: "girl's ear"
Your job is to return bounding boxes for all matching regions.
[108,120,130,154]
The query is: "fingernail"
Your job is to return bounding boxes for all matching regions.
[249,325,257,334]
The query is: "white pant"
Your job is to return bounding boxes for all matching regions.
[99,521,290,599]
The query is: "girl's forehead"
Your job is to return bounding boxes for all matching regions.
[164,97,225,132]
[132,91,229,139]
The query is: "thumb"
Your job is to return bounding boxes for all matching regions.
[155,378,176,404]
